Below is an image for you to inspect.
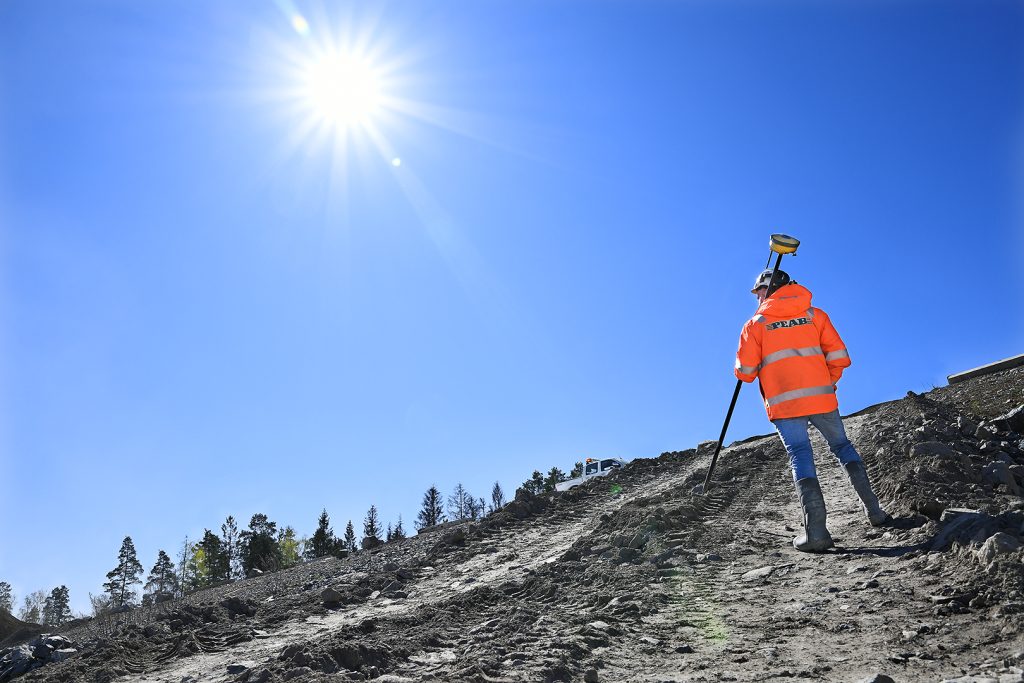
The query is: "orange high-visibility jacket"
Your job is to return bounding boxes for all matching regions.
[734,283,851,421]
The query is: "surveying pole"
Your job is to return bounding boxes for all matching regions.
[697,233,800,494]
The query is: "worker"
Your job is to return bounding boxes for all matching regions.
[734,269,889,552]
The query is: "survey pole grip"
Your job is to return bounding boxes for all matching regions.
[700,251,785,493]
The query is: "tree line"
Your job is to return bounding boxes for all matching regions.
[2,478,525,623]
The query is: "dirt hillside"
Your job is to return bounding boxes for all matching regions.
[6,366,1024,683]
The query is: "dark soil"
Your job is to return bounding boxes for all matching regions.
[8,367,1024,683]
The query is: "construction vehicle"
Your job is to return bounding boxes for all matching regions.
[555,457,626,491]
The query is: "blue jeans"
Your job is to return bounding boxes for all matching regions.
[772,410,862,481]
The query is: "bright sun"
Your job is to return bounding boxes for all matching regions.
[302,54,382,128]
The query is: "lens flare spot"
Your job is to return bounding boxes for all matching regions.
[291,14,310,36]
[391,158,401,167]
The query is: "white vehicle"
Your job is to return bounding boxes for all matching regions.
[555,457,626,492]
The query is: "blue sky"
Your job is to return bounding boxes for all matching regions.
[1,0,1021,615]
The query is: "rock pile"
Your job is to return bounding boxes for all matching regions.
[0,636,75,682]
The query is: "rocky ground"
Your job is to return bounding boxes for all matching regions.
[4,366,1024,683]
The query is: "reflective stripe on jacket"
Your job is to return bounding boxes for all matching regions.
[733,283,851,420]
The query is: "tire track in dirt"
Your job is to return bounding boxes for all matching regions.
[115,462,698,683]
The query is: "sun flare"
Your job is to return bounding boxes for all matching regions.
[301,53,383,128]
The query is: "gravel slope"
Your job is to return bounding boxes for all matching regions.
[8,367,1024,683]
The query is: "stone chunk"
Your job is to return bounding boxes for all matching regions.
[982,461,1021,495]
[741,566,776,581]
[957,416,979,435]
[993,405,1024,434]
[221,596,257,617]
[321,587,344,606]
[976,532,1022,564]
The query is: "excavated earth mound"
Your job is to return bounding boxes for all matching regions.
[6,367,1024,683]
[0,611,41,649]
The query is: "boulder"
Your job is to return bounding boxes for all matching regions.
[49,648,76,663]
[976,532,1022,564]
[42,636,72,650]
[957,415,979,435]
[221,596,257,618]
[931,509,998,551]
[321,587,344,606]
[982,461,1021,496]
[361,536,382,550]
[993,405,1024,434]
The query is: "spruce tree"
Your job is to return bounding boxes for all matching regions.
[343,520,357,552]
[416,485,446,530]
[144,550,179,602]
[104,536,144,608]
[221,516,241,579]
[363,505,382,543]
[385,523,393,542]
[42,586,72,626]
[448,483,474,521]
[240,513,282,573]
[392,515,406,540]
[0,581,13,613]
[200,529,230,583]
[490,481,506,512]
[569,461,584,478]
[308,509,337,559]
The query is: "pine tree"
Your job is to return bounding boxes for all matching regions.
[200,529,230,583]
[18,591,45,624]
[448,483,473,521]
[144,550,179,603]
[519,470,545,496]
[103,536,144,608]
[544,467,566,492]
[569,461,584,478]
[308,509,338,559]
[343,520,357,552]
[221,516,241,580]
[490,481,506,512]
[0,581,13,613]
[392,515,406,540]
[416,485,446,530]
[475,497,487,519]
[363,505,382,543]
[240,513,282,573]
[42,586,72,626]
[278,526,301,568]
[385,523,393,542]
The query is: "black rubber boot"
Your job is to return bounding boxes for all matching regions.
[843,461,890,526]
[793,478,834,552]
